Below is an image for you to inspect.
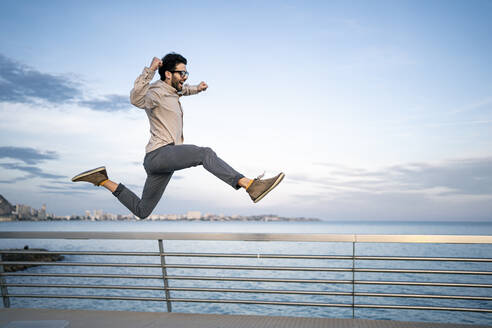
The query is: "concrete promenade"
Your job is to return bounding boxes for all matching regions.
[1,308,490,328]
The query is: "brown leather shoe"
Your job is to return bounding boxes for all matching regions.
[246,172,285,203]
[71,166,108,186]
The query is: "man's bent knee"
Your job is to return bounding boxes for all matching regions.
[134,207,153,220]
[202,147,216,160]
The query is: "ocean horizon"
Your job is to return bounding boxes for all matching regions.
[1,219,492,235]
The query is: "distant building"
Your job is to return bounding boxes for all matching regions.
[16,204,33,220]
[165,214,179,220]
[0,195,14,216]
[38,204,47,220]
[186,211,202,219]
[93,210,103,220]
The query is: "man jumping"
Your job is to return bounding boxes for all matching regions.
[72,53,284,219]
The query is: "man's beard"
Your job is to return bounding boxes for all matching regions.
[172,78,183,91]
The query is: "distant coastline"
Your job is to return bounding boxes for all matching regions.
[0,214,321,222]
[0,194,321,222]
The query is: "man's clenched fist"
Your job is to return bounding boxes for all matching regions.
[198,81,208,92]
[150,57,162,71]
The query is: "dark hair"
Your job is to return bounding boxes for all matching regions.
[159,52,187,81]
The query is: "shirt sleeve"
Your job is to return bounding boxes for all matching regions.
[130,67,157,109]
[180,84,199,96]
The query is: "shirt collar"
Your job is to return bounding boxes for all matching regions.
[158,80,178,95]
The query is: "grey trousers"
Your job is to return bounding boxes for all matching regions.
[113,144,244,219]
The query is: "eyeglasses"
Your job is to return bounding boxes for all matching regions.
[171,70,189,78]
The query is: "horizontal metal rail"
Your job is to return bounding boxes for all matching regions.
[3,250,492,263]
[3,249,492,264]
[5,283,165,291]
[1,272,163,279]
[355,256,492,262]
[166,253,352,259]
[169,287,349,296]
[1,250,350,260]
[5,293,491,313]
[2,231,492,243]
[6,294,165,302]
[6,284,492,301]
[3,271,492,288]
[163,264,351,271]
[171,297,352,308]
[0,261,161,268]
[0,250,160,256]
[2,261,490,276]
[354,304,492,313]
[166,275,353,284]
[354,268,492,275]
[170,298,492,313]
[355,280,492,288]
[354,292,492,301]
[2,232,357,242]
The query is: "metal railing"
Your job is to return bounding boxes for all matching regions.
[0,231,491,318]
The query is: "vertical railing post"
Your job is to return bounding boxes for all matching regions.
[158,240,172,312]
[0,254,10,308]
[352,241,355,319]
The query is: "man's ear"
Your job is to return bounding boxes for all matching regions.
[165,71,172,81]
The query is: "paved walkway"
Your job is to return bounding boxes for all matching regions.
[1,308,490,328]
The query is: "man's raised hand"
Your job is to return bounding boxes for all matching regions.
[198,81,208,92]
[150,57,163,71]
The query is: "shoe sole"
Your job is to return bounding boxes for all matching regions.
[71,166,106,182]
[254,172,285,203]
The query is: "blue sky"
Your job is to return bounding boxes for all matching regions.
[1,0,491,220]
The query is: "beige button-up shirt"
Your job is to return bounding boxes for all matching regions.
[130,67,199,153]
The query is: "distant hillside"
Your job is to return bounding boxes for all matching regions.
[0,194,14,216]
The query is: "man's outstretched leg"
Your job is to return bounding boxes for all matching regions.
[71,167,171,219]
[142,144,285,202]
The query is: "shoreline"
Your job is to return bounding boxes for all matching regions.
[0,247,64,272]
